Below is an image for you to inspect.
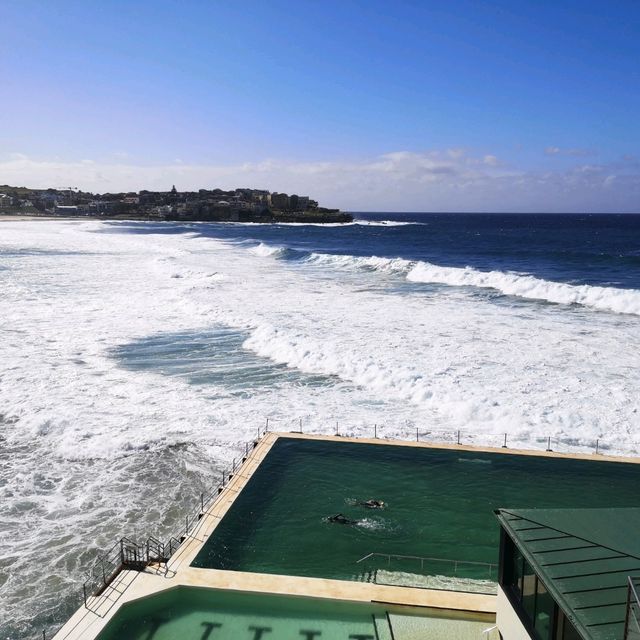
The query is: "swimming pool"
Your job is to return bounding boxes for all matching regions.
[192,437,640,586]
[95,587,384,640]
[95,586,491,640]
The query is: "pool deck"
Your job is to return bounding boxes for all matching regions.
[52,431,640,639]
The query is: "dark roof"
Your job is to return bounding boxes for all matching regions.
[496,507,640,640]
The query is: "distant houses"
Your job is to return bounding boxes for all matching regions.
[0,185,349,223]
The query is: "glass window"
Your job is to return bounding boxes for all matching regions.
[534,577,554,640]
[555,610,581,640]
[522,559,537,621]
[502,532,525,601]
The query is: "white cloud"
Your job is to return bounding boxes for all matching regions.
[0,150,638,212]
[544,146,593,157]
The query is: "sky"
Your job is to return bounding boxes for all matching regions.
[1,0,639,212]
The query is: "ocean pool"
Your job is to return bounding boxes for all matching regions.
[192,437,640,584]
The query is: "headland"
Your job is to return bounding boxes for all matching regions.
[0,184,353,224]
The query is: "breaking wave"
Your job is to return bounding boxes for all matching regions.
[352,219,426,227]
[250,242,640,316]
[249,242,305,260]
[406,262,640,316]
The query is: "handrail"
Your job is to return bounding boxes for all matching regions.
[624,576,640,640]
[45,415,640,639]
[46,431,267,638]
[356,551,497,578]
[268,415,640,458]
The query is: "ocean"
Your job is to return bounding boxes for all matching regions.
[1,213,639,638]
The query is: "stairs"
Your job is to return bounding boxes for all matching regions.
[353,568,378,583]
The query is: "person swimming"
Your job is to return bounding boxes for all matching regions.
[328,513,356,525]
[361,499,385,509]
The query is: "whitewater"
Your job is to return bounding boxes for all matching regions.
[1,217,639,637]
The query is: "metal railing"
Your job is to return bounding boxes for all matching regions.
[625,577,640,640]
[46,431,266,638]
[262,415,640,459]
[357,552,497,577]
[43,418,640,638]
[356,552,497,594]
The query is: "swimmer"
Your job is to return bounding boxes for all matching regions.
[361,499,385,509]
[328,513,355,525]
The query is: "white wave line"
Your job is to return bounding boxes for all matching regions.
[249,242,640,315]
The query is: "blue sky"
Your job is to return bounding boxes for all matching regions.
[1,0,639,211]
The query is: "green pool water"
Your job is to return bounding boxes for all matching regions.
[192,437,640,583]
[96,587,384,640]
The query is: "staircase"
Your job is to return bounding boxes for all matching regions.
[353,568,378,583]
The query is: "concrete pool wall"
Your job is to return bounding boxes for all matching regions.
[193,433,640,581]
[52,432,640,640]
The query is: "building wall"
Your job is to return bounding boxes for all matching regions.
[497,586,532,639]
[271,192,289,209]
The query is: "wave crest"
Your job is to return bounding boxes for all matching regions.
[248,242,640,315]
[406,262,640,315]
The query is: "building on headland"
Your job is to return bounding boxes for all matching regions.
[47,431,640,640]
[270,191,290,210]
[0,193,14,208]
[0,185,351,223]
[54,205,80,216]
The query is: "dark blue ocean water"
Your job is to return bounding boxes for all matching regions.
[107,213,640,290]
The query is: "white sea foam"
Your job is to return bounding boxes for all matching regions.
[352,219,425,227]
[249,242,286,257]
[1,220,639,637]
[406,262,640,316]
[272,219,423,227]
[283,247,640,316]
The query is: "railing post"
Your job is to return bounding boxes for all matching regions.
[336,421,339,436]
[595,438,600,455]
[374,423,377,439]
[624,579,631,640]
[245,442,249,456]
[546,436,552,452]
[457,430,461,445]
[83,583,88,608]
[185,515,189,534]
[200,492,204,512]
[503,433,507,448]
[299,418,303,433]
[221,470,225,486]
[416,428,419,442]
[265,417,269,433]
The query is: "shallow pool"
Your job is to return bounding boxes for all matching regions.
[192,437,640,583]
[96,587,385,640]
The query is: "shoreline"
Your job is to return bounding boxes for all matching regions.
[0,213,354,223]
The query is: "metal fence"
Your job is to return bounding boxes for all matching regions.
[262,416,640,459]
[45,432,265,639]
[625,577,640,640]
[43,419,640,638]
[356,552,497,594]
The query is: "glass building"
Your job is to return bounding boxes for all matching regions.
[495,508,640,640]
